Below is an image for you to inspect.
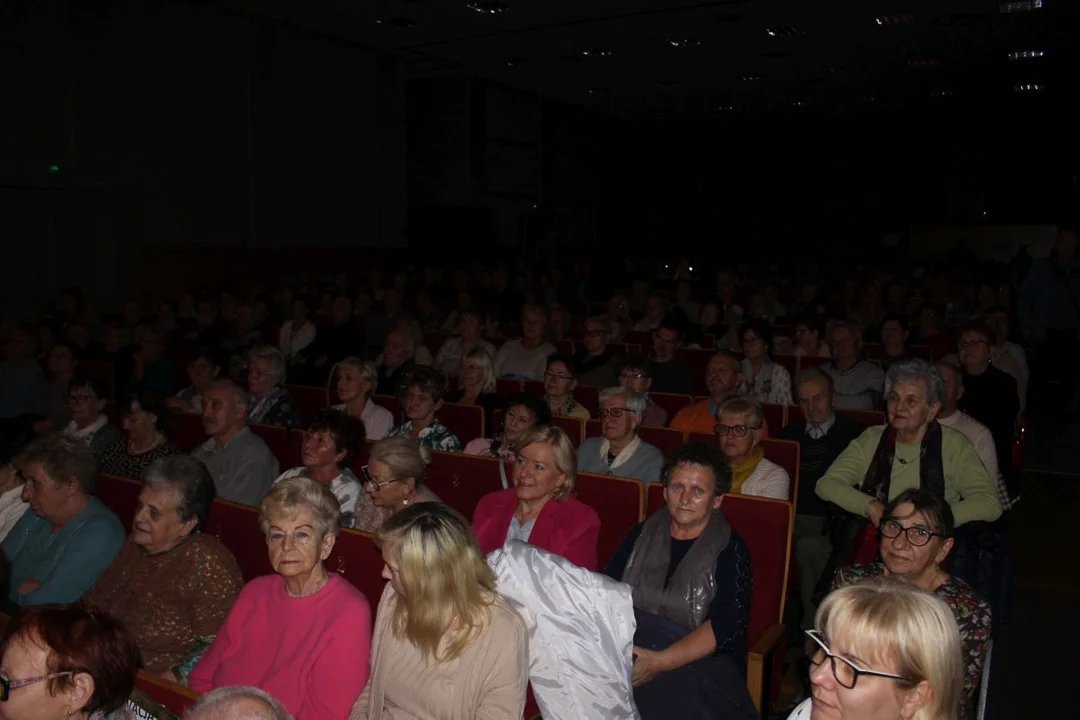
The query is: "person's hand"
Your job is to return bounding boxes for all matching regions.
[632,646,667,687]
[17,579,41,596]
[867,499,886,527]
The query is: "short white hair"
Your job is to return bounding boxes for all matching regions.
[185,686,293,720]
[599,386,647,416]
[248,345,287,385]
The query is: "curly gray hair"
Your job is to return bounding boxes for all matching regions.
[885,358,946,408]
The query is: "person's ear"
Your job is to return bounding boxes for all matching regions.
[178,515,199,539]
[334,448,348,466]
[899,680,933,720]
[433,399,444,413]
[936,536,955,564]
[712,494,724,511]
[320,532,337,561]
[926,402,942,422]
[643,377,653,392]
[63,671,95,716]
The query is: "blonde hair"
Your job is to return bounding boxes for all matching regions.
[817,577,963,720]
[460,347,496,393]
[516,425,576,500]
[376,503,497,663]
[369,437,432,489]
[259,476,342,537]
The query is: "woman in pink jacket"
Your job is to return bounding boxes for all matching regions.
[189,476,372,720]
[472,426,601,570]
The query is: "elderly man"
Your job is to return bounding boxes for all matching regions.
[375,328,417,397]
[185,686,294,720]
[649,319,695,395]
[613,354,667,427]
[576,387,663,484]
[778,367,866,628]
[824,321,885,410]
[191,379,279,506]
[574,315,618,387]
[671,351,742,435]
[493,305,557,380]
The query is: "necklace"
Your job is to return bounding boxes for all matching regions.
[129,432,165,455]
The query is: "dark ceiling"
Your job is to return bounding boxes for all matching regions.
[217,0,1078,119]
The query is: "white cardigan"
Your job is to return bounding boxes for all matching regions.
[739,457,791,501]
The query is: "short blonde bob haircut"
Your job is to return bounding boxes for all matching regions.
[377,502,497,663]
[460,347,497,394]
[816,577,963,720]
[259,476,342,537]
[516,425,576,500]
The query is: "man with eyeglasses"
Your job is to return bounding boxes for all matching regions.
[647,319,694,395]
[573,316,619,388]
[613,354,667,427]
[576,387,662,484]
[671,351,743,435]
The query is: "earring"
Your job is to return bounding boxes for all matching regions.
[403,498,409,506]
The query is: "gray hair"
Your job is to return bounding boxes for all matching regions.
[338,356,379,386]
[248,345,288,386]
[260,475,342,537]
[792,365,835,396]
[716,396,764,429]
[184,685,293,720]
[143,455,217,532]
[599,386,648,417]
[205,378,251,419]
[885,358,946,408]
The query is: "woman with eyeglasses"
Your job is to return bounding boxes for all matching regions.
[736,319,792,405]
[245,345,301,430]
[576,387,663,484]
[63,373,122,456]
[828,489,990,719]
[356,437,441,533]
[274,409,368,529]
[789,576,963,720]
[0,604,139,720]
[462,393,551,465]
[715,397,789,500]
[542,352,591,421]
[167,345,221,414]
[473,425,600,570]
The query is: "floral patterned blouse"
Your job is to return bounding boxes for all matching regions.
[248,387,301,429]
[832,563,991,718]
[389,417,462,452]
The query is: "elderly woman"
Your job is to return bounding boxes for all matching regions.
[84,455,244,681]
[543,352,591,421]
[816,359,1002,541]
[350,502,528,719]
[388,367,462,452]
[831,489,990,719]
[0,605,139,720]
[493,305,557,380]
[605,442,753,688]
[246,345,301,429]
[576,387,663,484]
[433,309,496,374]
[63,372,122,455]
[2,435,126,608]
[789,578,963,720]
[358,436,441,533]
[464,392,551,465]
[332,357,394,440]
[473,426,600,570]
[275,409,368,529]
[99,387,183,479]
[715,397,790,500]
[168,345,222,414]
[736,318,793,405]
[189,476,373,720]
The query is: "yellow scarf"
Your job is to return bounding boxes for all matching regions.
[729,446,765,495]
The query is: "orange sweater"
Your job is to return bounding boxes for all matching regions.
[670,399,770,438]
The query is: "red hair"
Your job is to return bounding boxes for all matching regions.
[4,605,139,715]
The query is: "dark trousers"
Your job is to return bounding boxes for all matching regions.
[949,515,1013,630]
[1033,328,1079,423]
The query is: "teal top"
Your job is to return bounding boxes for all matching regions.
[2,496,125,607]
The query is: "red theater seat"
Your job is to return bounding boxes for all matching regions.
[496,378,525,397]
[204,500,273,581]
[762,403,786,434]
[97,474,142,530]
[573,472,643,569]
[551,416,584,446]
[648,392,693,422]
[675,348,719,395]
[284,385,329,425]
[329,528,386,609]
[760,438,801,502]
[585,421,683,457]
[250,424,302,471]
[133,671,200,717]
[425,452,505,520]
[772,354,797,378]
[371,395,404,425]
[438,403,485,446]
[173,413,208,452]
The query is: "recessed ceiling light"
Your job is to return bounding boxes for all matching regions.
[667,38,700,48]
[791,100,806,108]
[875,15,914,25]
[1000,0,1042,12]
[908,58,939,69]
[714,103,736,112]
[1015,83,1043,92]
[1008,50,1046,60]
[861,93,877,103]
[766,26,805,37]
[375,17,417,28]
[737,74,761,82]
[588,87,608,95]
[582,49,612,58]
[466,1,511,15]
[506,57,527,67]
[930,90,954,98]
[817,66,843,76]
[657,81,679,88]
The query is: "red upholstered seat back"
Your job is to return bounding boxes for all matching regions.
[796,355,830,370]
[97,474,142,531]
[284,385,329,425]
[496,378,525,397]
[573,472,644,569]
[637,426,685,456]
[674,348,718,395]
[762,403,786,434]
[438,403,484,445]
[251,423,301,470]
[371,395,404,425]
[204,500,273,581]
[173,413,208,452]
[426,451,504,519]
[648,393,693,422]
[722,495,793,646]
[646,482,665,518]
[329,528,386,609]
[772,354,797,378]
[760,438,801,502]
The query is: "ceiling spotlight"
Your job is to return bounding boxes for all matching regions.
[375,17,417,28]
[1000,0,1042,12]
[930,90,954,98]
[506,57,527,67]
[466,1,511,14]
[1015,83,1043,92]
[875,15,914,25]
[588,87,608,95]
[667,38,700,48]
[582,49,612,58]
[791,100,806,108]
[817,66,843,76]
[908,58,939,69]
[714,103,736,112]
[1008,50,1046,60]
[737,74,761,81]
[766,26,805,37]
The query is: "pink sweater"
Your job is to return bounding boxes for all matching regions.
[189,573,372,720]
